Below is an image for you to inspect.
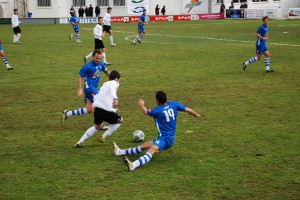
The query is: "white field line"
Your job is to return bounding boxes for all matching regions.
[82,29,300,47]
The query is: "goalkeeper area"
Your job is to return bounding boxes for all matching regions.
[0,19,299,199]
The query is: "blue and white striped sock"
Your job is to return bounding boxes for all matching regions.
[139,33,144,40]
[76,34,80,40]
[265,58,270,70]
[133,152,152,169]
[245,57,258,65]
[122,146,142,155]
[2,57,8,65]
[67,108,87,117]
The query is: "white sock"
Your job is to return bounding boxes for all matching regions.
[78,126,98,144]
[102,52,107,63]
[13,35,17,42]
[17,34,21,41]
[102,123,121,139]
[86,52,93,60]
[109,36,114,45]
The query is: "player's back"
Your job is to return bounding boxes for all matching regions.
[149,101,185,137]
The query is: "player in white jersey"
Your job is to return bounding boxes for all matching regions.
[75,70,122,147]
[102,7,116,47]
[11,9,22,44]
[83,17,111,66]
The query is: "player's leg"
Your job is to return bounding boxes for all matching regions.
[123,143,160,171]
[76,31,81,42]
[0,43,13,70]
[132,31,141,45]
[16,27,21,43]
[98,112,123,143]
[75,107,109,147]
[138,30,145,43]
[243,44,262,70]
[74,125,99,147]
[264,51,273,72]
[109,30,116,46]
[61,95,92,123]
[113,140,153,156]
[13,27,18,43]
[83,51,92,64]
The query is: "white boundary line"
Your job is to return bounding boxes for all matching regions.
[119,31,300,47]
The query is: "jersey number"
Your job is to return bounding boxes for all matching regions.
[163,109,175,122]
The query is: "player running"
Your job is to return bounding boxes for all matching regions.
[113,91,201,171]
[132,9,147,45]
[69,11,82,42]
[243,16,274,73]
[61,50,109,129]
[83,17,111,66]
[75,70,122,147]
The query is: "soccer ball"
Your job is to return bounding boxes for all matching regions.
[133,130,145,142]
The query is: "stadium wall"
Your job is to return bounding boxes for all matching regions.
[1,0,300,19]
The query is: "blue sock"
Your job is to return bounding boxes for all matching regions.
[2,57,8,65]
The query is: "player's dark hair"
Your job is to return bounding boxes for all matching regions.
[109,70,121,80]
[262,16,269,21]
[107,7,112,11]
[14,9,18,12]
[156,91,167,104]
[92,49,101,56]
[98,17,103,20]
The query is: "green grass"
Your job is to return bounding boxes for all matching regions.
[0,19,299,199]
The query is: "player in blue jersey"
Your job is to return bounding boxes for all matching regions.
[132,9,147,45]
[113,91,201,171]
[69,11,82,42]
[61,50,110,128]
[243,16,274,73]
[0,39,13,70]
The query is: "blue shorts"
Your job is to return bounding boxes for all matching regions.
[84,87,98,103]
[138,26,145,33]
[73,26,79,32]
[0,44,2,51]
[153,136,174,152]
[256,43,268,55]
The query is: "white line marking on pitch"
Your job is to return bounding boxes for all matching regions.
[122,31,300,47]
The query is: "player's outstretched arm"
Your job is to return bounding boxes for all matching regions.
[185,107,201,117]
[138,98,148,115]
[77,76,83,98]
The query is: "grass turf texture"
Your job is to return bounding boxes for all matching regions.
[0,19,299,199]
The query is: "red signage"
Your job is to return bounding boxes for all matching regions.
[173,15,191,21]
[111,17,124,22]
[129,16,140,22]
[149,16,169,21]
[197,13,224,20]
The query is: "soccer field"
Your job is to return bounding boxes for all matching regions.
[0,19,299,199]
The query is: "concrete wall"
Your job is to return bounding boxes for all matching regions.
[1,0,300,19]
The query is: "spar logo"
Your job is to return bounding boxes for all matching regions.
[131,0,144,3]
[185,0,202,14]
[132,6,145,13]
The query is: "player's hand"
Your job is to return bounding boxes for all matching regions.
[137,98,145,107]
[77,90,83,98]
[113,99,119,106]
